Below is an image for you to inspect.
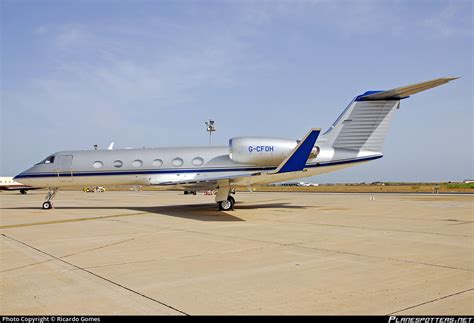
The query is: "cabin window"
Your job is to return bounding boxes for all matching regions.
[132,160,143,168]
[113,160,123,168]
[172,157,183,167]
[152,159,163,167]
[93,161,103,169]
[192,157,204,166]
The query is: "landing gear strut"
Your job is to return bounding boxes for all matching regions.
[42,188,58,209]
[215,184,236,211]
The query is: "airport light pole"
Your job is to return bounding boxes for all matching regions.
[205,119,216,146]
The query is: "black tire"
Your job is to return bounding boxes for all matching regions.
[218,197,234,211]
[20,190,27,195]
[42,201,52,210]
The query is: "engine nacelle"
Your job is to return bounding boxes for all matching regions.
[229,137,319,165]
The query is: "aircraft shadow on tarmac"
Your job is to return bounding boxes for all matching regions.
[4,203,308,222]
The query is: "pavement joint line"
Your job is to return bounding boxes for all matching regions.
[4,237,139,269]
[256,218,473,238]
[447,221,474,226]
[160,224,474,273]
[1,259,54,273]
[387,288,474,315]
[104,218,473,273]
[76,259,169,270]
[288,244,473,273]
[0,233,189,316]
[0,212,150,229]
[75,245,282,270]
[60,238,136,258]
[3,205,471,238]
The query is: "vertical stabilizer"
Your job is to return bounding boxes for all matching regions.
[320,77,458,153]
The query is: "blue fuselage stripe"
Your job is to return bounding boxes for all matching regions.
[15,155,382,179]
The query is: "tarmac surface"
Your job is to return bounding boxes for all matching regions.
[1,190,472,315]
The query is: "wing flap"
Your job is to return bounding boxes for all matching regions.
[151,172,262,188]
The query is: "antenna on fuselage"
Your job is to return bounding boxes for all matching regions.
[205,119,216,146]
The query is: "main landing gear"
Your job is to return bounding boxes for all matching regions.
[218,195,235,211]
[215,186,236,211]
[42,188,58,209]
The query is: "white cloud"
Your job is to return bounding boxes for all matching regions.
[418,0,473,37]
[55,25,90,49]
[3,18,271,151]
[239,0,472,37]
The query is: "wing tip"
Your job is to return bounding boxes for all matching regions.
[446,76,460,81]
[437,76,460,82]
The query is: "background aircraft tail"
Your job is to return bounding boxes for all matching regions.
[319,77,458,153]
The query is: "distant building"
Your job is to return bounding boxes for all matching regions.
[272,181,319,187]
[371,181,385,186]
[298,182,319,187]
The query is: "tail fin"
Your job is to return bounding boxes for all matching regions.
[320,77,458,152]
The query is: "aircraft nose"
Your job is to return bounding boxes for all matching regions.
[13,172,28,184]
[13,172,32,185]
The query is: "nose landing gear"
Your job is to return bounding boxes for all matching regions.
[42,201,53,210]
[42,188,58,209]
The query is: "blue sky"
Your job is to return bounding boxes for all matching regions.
[1,0,472,182]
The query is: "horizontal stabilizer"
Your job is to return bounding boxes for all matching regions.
[357,77,459,101]
[274,129,321,174]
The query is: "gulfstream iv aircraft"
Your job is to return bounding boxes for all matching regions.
[15,78,457,210]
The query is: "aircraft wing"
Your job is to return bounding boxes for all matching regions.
[155,172,261,190]
[152,129,321,190]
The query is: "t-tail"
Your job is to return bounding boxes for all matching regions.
[319,77,458,153]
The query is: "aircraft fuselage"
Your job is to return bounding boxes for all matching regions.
[15,145,381,189]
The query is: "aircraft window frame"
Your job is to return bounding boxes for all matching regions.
[132,159,143,168]
[36,155,55,165]
[172,157,184,167]
[113,160,123,168]
[93,161,103,169]
[152,159,163,167]
[192,157,204,166]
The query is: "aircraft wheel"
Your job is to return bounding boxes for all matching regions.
[218,196,234,211]
[42,201,52,210]
[20,190,27,195]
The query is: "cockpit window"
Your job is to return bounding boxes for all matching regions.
[36,155,55,165]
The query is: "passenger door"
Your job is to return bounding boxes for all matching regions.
[57,155,73,182]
